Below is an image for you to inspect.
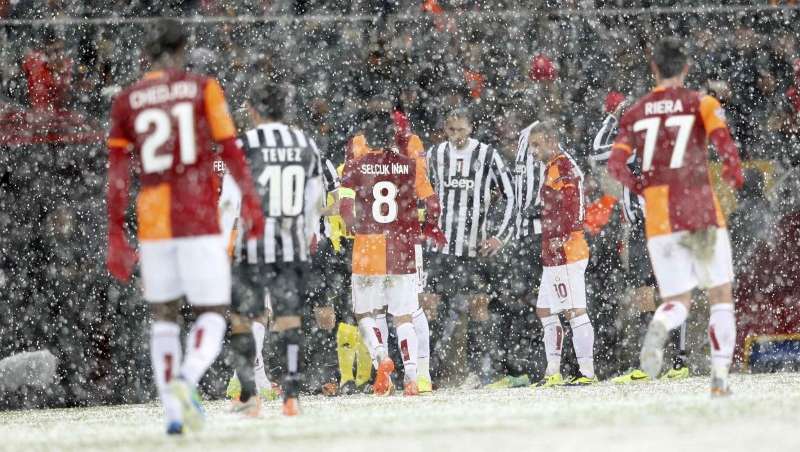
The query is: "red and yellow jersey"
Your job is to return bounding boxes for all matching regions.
[107,68,236,240]
[541,151,589,267]
[340,149,435,275]
[613,87,728,238]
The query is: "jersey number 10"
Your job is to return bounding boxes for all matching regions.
[633,114,695,171]
[258,165,306,216]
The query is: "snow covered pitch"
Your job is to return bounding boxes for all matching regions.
[2,373,799,452]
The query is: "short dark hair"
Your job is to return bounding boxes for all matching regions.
[445,107,472,124]
[362,111,395,149]
[145,19,188,60]
[652,37,688,79]
[249,81,286,121]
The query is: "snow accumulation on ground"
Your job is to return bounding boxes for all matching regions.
[1,373,798,452]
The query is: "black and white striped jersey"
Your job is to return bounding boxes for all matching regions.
[514,122,546,238]
[235,122,324,264]
[319,157,340,238]
[426,138,515,257]
[592,114,644,224]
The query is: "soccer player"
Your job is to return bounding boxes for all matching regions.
[106,22,264,434]
[424,107,515,387]
[346,111,437,394]
[340,111,445,396]
[608,38,744,396]
[589,93,689,383]
[528,119,596,387]
[229,82,324,415]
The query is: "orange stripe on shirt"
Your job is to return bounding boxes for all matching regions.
[204,78,236,141]
[643,185,672,238]
[612,143,633,155]
[107,137,131,149]
[352,234,387,275]
[415,157,434,199]
[699,95,726,137]
[137,183,172,240]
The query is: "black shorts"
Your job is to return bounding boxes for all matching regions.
[492,234,543,300]
[628,221,656,288]
[425,252,491,296]
[308,237,354,323]
[232,261,311,317]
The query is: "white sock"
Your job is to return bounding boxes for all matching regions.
[357,316,385,367]
[708,304,736,374]
[252,321,270,390]
[412,308,431,380]
[150,321,182,423]
[569,314,595,379]
[653,301,689,331]
[180,312,227,387]
[397,322,419,382]
[541,315,563,376]
[376,313,389,349]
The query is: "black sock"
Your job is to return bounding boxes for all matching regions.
[277,327,304,400]
[467,320,491,380]
[638,311,654,345]
[229,332,257,402]
[669,323,688,369]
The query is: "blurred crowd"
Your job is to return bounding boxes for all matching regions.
[1,2,800,407]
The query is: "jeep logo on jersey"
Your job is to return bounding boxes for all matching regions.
[443,178,474,189]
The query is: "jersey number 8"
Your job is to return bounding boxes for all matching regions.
[372,181,398,224]
[135,102,197,174]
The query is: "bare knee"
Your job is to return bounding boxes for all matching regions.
[394,314,412,325]
[631,286,657,312]
[230,313,253,335]
[273,315,301,332]
[563,308,586,321]
[150,299,182,323]
[536,307,552,319]
[469,294,490,321]
[708,283,733,305]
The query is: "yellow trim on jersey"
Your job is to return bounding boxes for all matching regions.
[339,187,356,199]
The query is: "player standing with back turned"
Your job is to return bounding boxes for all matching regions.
[105,22,264,434]
[608,38,744,396]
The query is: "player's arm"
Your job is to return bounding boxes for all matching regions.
[488,151,516,244]
[338,158,359,228]
[319,158,341,217]
[204,78,264,238]
[304,139,325,247]
[592,114,618,160]
[106,97,137,282]
[549,164,582,246]
[700,95,744,189]
[608,116,644,194]
[415,156,446,248]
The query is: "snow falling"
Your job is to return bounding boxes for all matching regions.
[0,1,799,450]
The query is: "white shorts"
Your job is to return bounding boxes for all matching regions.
[352,274,419,316]
[536,259,588,313]
[647,228,734,298]
[140,235,231,305]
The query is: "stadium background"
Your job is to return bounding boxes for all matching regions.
[0,0,799,409]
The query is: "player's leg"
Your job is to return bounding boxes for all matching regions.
[271,262,312,415]
[175,235,231,430]
[532,266,565,388]
[640,232,696,378]
[388,274,422,396]
[704,228,736,396]
[466,291,492,387]
[336,322,359,392]
[352,275,385,366]
[149,300,184,434]
[375,311,389,353]
[612,285,656,384]
[227,262,267,415]
[412,306,433,393]
[251,318,276,398]
[140,239,185,434]
[560,259,596,385]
